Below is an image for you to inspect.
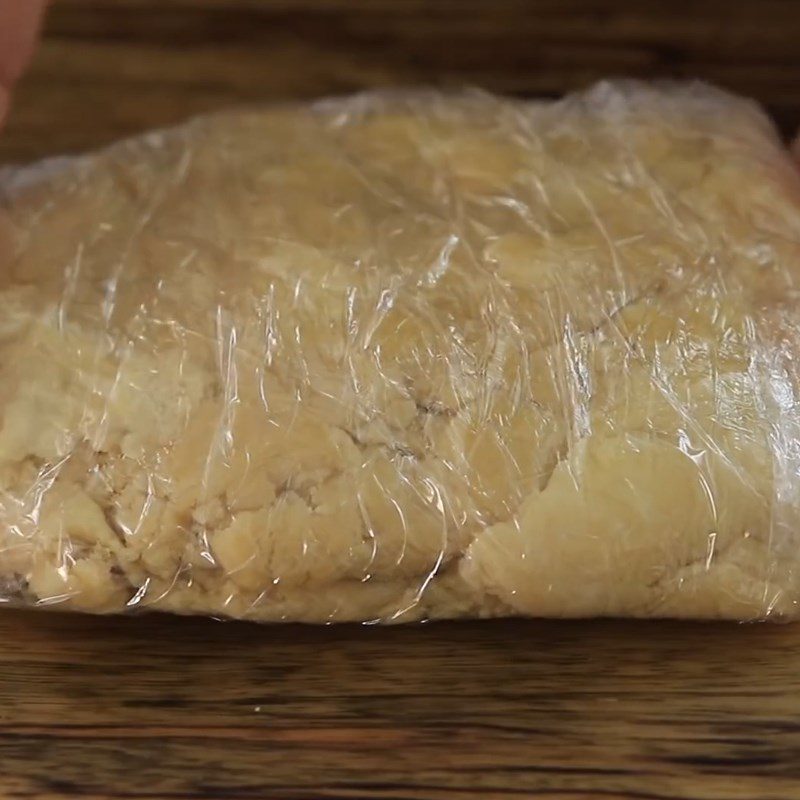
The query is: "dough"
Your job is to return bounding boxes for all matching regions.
[1,81,799,622]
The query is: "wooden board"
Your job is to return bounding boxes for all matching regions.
[2,2,800,798]
[2,0,800,163]
[3,611,800,799]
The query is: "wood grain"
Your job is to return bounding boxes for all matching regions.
[2,0,800,162]
[3,611,800,799]
[2,2,800,798]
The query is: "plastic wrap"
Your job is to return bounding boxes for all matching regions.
[1,81,800,623]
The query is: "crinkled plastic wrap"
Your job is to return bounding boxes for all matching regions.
[1,81,800,623]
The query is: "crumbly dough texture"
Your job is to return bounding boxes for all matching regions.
[1,81,800,622]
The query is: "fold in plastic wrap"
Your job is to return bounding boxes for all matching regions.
[1,81,800,623]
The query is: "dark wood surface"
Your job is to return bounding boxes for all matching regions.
[3,0,800,163]
[3,611,800,800]
[3,2,800,798]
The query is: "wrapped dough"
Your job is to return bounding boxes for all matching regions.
[1,81,799,622]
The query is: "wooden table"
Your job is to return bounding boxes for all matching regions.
[3,611,800,800]
[3,0,800,162]
[2,2,800,798]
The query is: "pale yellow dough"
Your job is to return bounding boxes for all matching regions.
[1,82,800,622]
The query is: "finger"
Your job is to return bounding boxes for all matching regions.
[0,0,48,89]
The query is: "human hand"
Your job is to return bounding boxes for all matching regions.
[0,0,48,127]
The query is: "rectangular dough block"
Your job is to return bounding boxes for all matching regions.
[1,81,800,622]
